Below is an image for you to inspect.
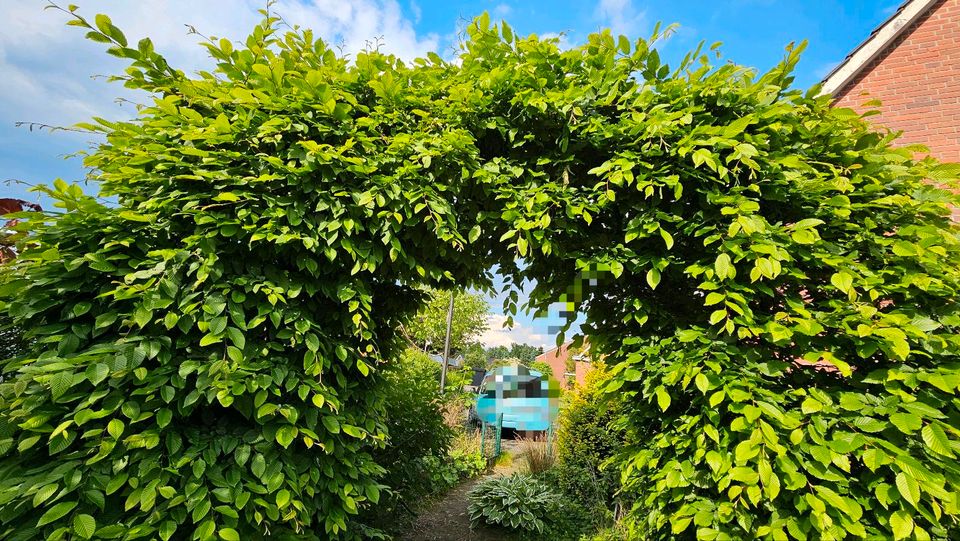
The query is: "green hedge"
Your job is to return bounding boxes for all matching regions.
[2,6,960,541]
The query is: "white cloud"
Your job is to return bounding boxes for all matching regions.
[494,3,512,17]
[594,0,645,37]
[410,0,423,23]
[0,0,438,130]
[541,31,573,51]
[479,314,553,349]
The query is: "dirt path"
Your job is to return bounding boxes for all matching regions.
[400,454,523,541]
[399,476,511,541]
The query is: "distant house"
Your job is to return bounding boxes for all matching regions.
[822,0,959,165]
[535,340,593,390]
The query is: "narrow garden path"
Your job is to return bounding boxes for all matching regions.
[399,476,508,541]
[400,445,524,541]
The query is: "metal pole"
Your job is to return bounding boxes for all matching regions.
[439,290,455,393]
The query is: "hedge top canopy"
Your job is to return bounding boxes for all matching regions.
[1,4,960,540]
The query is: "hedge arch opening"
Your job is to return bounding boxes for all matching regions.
[2,7,960,540]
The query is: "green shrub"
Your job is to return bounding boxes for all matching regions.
[468,474,561,534]
[0,8,497,540]
[417,430,487,493]
[448,430,488,479]
[527,360,554,379]
[362,349,451,532]
[553,365,626,512]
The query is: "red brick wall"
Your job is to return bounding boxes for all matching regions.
[833,0,960,163]
[536,342,592,390]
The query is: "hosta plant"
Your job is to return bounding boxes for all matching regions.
[467,474,560,534]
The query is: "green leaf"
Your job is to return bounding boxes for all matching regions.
[356,359,370,376]
[276,489,291,508]
[225,327,245,349]
[322,416,340,434]
[655,387,671,411]
[646,269,661,289]
[37,501,77,527]
[890,412,922,434]
[159,521,177,541]
[830,271,854,294]
[468,225,481,243]
[157,408,173,428]
[714,253,732,279]
[895,472,920,508]
[921,423,954,457]
[251,454,266,478]
[214,192,240,202]
[790,218,824,230]
[73,514,97,539]
[801,397,822,414]
[33,484,59,507]
[85,363,110,385]
[276,425,298,448]
[928,162,960,181]
[107,419,124,440]
[306,333,320,352]
[659,228,674,250]
[199,333,222,347]
[50,371,74,399]
[890,510,914,540]
[501,22,514,42]
[219,528,240,541]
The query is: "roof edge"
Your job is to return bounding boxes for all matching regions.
[820,0,939,97]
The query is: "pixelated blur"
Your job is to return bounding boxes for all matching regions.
[534,266,605,334]
[475,364,560,431]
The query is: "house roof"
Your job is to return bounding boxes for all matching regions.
[821,0,940,96]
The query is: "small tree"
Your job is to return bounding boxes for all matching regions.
[508,343,543,364]
[405,289,490,354]
[485,345,511,365]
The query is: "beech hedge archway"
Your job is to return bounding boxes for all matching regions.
[2,7,960,540]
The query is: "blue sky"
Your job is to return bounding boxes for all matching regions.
[0,0,901,347]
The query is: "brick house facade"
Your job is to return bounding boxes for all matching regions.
[536,341,592,390]
[822,0,960,163]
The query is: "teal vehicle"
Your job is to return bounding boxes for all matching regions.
[476,364,560,431]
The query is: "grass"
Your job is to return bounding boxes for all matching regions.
[516,435,555,475]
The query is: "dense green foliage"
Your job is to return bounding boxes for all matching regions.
[362,349,450,533]
[553,365,626,515]
[462,342,488,371]
[0,315,29,362]
[404,288,489,354]
[3,5,960,541]
[486,343,544,365]
[0,6,500,540]
[527,360,554,379]
[468,474,560,534]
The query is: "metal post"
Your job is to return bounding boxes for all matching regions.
[481,423,487,457]
[439,290,455,393]
[495,413,503,457]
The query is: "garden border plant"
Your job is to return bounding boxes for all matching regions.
[2,4,960,540]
